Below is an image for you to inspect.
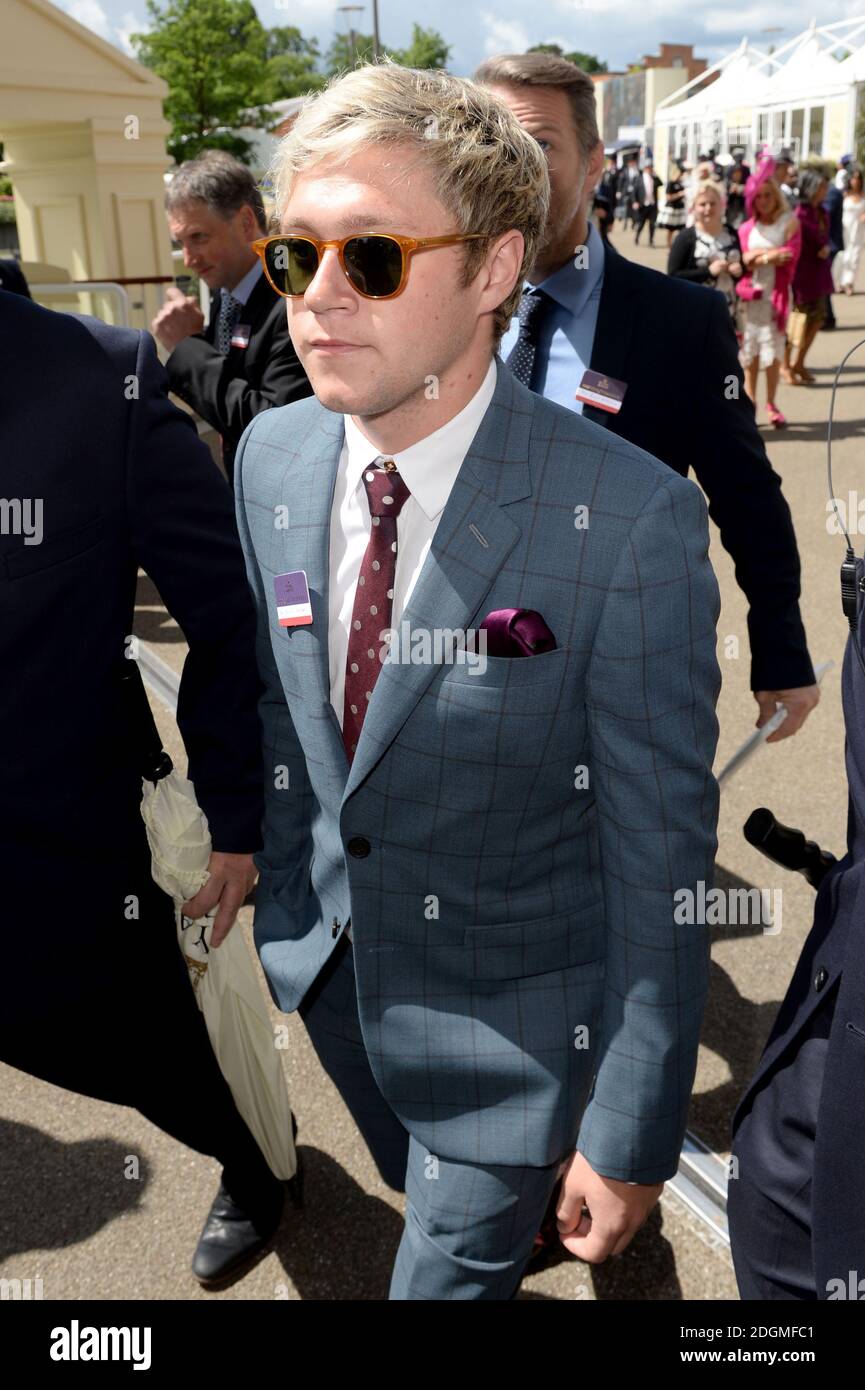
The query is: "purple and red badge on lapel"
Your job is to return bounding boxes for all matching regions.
[273,570,313,627]
[575,368,628,414]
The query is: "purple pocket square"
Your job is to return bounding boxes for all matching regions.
[479,608,557,658]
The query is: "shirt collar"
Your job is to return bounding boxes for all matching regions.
[342,357,497,522]
[227,259,263,305]
[523,220,605,320]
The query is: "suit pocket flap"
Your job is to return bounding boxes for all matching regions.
[464,903,604,980]
[5,516,105,579]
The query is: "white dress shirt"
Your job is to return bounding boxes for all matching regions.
[328,357,497,725]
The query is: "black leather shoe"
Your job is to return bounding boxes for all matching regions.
[192,1113,303,1288]
[192,1177,284,1288]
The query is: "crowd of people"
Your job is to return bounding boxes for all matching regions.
[596,143,865,429]
[1,51,863,1305]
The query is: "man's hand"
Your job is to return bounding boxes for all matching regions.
[181,851,258,948]
[754,684,820,742]
[554,1150,663,1263]
[151,287,205,353]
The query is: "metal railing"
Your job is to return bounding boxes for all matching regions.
[28,280,131,326]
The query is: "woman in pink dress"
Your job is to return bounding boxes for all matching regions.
[737,155,800,428]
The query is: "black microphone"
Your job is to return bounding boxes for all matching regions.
[743,808,836,890]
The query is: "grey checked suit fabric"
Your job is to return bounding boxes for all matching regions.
[234,358,721,1184]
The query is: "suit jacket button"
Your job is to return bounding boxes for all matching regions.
[347,836,371,858]
[332,917,340,938]
[814,966,829,992]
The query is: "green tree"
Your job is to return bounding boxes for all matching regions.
[325,22,450,74]
[264,25,326,100]
[390,24,450,69]
[325,29,377,73]
[528,42,607,73]
[131,0,275,164]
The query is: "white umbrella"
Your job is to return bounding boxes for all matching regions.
[141,770,297,1181]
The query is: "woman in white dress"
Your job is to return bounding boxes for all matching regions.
[836,170,865,294]
[737,162,800,428]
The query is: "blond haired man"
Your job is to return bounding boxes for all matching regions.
[235,63,721,1299]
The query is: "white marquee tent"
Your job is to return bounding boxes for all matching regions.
[655,17,865,179]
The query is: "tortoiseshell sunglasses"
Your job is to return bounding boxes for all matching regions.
[252,231,487,300]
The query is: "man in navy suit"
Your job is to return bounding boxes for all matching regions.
[728,608,865,1298]
[0,292,295,1287]
[475,52,819,743]
[152,150,313,485]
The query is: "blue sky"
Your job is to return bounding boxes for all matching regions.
[60,0,865,76]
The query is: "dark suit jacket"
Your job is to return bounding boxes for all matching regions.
[582,245,814,692]
[0,260,31,297]
[631,174,662,208]
[166,270,313,483]
[0,294,264,1001]
[732,617,865,1289]
[824,185,844,258]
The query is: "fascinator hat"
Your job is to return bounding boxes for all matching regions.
[745,152,776,217]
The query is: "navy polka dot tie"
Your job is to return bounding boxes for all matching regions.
[342,459,411,762]
[505,289,552,389]
[216,291,241,355]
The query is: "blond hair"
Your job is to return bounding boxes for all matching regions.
[690,178,726,212]
[752,176,789,224]
[268,61,550,344]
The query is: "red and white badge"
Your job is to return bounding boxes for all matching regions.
[575,368,628,414]
[273,570,313,627]
[230,323,251,350]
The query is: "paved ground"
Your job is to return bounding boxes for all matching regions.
[3,236,863,1300]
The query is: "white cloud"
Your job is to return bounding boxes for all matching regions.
[480,11,531,55]
[64,0,111,39]
[115,8,143,54]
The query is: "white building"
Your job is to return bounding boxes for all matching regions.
[654,17,865,181]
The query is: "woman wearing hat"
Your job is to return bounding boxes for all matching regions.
[737,154,800,427]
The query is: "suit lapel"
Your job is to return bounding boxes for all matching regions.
[342,360,533,802]
[272,407,344,710]
[240,272,278,332]
[584,245,639,433]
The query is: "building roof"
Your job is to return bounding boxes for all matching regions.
[656,17,865,126]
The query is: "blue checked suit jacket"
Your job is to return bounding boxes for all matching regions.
[235,356,721,1182]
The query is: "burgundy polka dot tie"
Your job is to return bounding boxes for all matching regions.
[342,459,412,762]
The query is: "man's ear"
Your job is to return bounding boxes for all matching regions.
[585,139,605,194]
[483,229,525,312]
[240,202,258,241]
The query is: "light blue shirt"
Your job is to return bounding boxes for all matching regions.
[228,258,263,306]
[499,221,605,415]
